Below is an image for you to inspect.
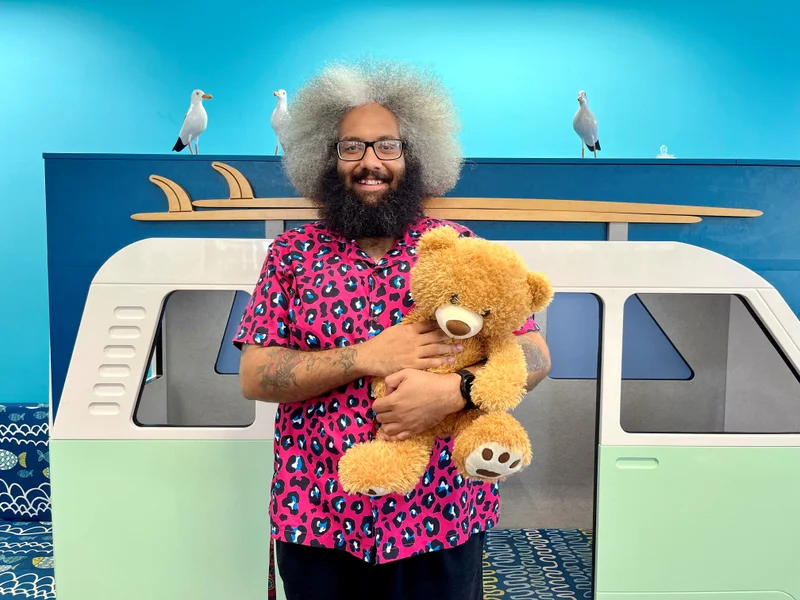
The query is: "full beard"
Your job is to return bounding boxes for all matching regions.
[314,161,426,240]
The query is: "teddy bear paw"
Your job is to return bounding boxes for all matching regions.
[365,487,388,497]
[465,442,524,480]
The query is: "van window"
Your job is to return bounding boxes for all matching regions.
[620,293,800,434]
[134,290,255,427]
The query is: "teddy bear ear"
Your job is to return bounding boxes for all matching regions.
[527,271,554,313]
[417,226,461,254]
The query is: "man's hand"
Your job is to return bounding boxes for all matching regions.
[373,369,464,442]
[361,321,462,378]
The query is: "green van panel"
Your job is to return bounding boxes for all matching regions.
[50,440,284,600]
[596,445,800,597]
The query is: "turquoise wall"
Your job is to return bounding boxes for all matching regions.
[1,0,799,403]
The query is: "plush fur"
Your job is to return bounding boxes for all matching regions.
[338,226,554,496]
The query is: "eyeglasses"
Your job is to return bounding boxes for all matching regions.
[334,139,404,161]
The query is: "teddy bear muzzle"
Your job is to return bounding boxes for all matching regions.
[435,305,484,339]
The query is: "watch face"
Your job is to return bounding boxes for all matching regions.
[459,371,474,402]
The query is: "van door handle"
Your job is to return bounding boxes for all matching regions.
[615,457,659,469]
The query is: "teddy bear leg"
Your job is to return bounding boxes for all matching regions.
[338,433,436,497]
[451,411,532,482]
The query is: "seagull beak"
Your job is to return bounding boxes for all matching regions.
[202,94,212,99]
[274,91,279,97]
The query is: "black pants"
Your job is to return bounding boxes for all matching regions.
[275,532,485,600]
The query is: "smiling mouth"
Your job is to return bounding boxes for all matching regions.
[357,178,388,187]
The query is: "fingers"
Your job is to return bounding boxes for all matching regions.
[373,396,394,415]
[375,410,398,425]
[418,356,457,370]
[384,372,399,389]
[379,423,411,440]
[419,329,453,345]
[418,342,463,359]
[381,431,412,442]
[385,369,411,390]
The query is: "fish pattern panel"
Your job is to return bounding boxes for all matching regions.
[0,405,51,523]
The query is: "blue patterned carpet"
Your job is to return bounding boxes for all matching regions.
[483,528,594,599]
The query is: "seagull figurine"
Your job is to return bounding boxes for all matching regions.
[271,89,290,155]
[172,89,212,155]
[573,90,600,158]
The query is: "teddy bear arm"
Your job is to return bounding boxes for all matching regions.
[470,336,528,412]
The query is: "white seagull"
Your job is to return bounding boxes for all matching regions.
[572,90,600,158]
[172,89,212,154]
[271,89,290,155]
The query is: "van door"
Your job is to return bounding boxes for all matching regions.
[594,290,800,600]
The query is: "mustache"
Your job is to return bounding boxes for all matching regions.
[351,168,391,183]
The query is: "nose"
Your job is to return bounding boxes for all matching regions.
[359,145,383,170]
[446,320,471,337]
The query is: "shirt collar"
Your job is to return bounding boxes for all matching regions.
[319,215,429,269]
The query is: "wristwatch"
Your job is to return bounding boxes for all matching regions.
[456,370,478,410]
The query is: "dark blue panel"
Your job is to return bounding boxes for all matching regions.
[547,293,602,379]
[216,291,251,374]
[621,296,693,380]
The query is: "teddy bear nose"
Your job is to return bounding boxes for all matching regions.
[446,320,471,337]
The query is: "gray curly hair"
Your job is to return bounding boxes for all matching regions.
[281,59,463,200]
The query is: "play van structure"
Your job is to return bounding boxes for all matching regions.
[33,154,800,599]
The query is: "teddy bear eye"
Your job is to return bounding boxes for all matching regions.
[450,294,459,304]
[480,309,490,317]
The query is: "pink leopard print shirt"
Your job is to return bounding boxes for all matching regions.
[234,217,538,564]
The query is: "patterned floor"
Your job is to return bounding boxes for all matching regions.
[483,528,594,599]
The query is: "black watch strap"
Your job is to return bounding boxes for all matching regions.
[457,369,478,410]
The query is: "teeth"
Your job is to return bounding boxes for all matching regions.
[358,179,384,186]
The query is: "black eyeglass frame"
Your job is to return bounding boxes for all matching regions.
[333,139,405,161]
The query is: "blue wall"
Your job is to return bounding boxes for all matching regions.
[2,0,799,402]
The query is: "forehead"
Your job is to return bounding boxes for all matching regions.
[338,103,400,140]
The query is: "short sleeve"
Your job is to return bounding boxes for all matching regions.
[440,219,476,238]
[232,243,293,350]
[514,315,541,335]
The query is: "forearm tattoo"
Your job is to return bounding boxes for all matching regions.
[519,336,550,384]
[259,350,303,391]
[256,346,359,393]
[335,347,358,373]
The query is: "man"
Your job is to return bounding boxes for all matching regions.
[235,60,550,600]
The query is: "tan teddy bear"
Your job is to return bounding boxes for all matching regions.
[337,225,554,496]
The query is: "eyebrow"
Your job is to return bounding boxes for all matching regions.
[338,135,399,142]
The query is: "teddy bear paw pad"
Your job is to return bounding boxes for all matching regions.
[366,487,388,497]
[465,442,523,479]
